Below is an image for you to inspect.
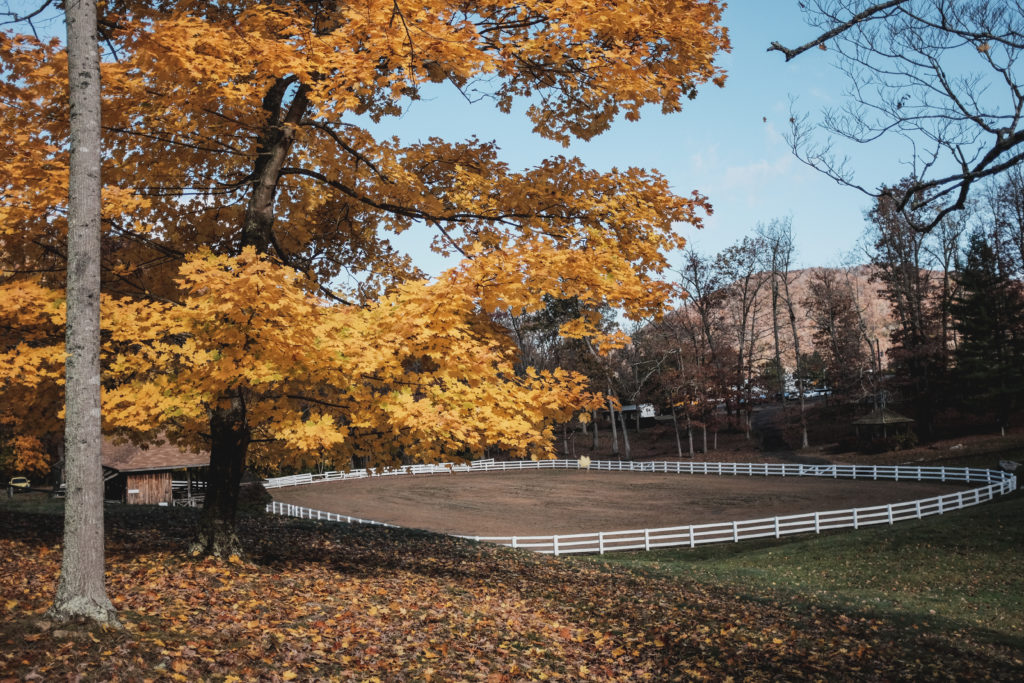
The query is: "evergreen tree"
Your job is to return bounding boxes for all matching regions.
[951,233,1024,435]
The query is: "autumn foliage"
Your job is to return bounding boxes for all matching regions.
[1,1,729,551]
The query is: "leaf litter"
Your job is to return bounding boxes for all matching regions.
[1,507,1021,681]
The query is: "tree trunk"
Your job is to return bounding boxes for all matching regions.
[48,0,118,628]
[618,407,631,460]
[190,399,250,558]
[770,272,785,403]
[607,396,619,456]
[591,409,599,451]
[671,405,683,458]
[685,409,695,457]
[783,282,809,449]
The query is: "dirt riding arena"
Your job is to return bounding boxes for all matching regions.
[269,470,970,537]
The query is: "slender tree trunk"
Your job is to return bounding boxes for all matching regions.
[702,424,708,454]
[686,411,695,457]
[607,397,619,456]
[671,405,684,458]
[770,273,785,403]
[191,398,250,557]
[48,0,117,628]
[783,280,809,449]
[591,409,599,451]
[618,407,631,460]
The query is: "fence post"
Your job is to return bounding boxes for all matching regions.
[814,511,820,534]
[553,535,560,557]
[774,517,780,539]
[853,509,858,530]
[599,532,605,555]
[644,529,650,551]
[689,526,695,548]
[915,500,921,519]
[887,505,893,525]
[512,537,518,549]
[732,521,739,542]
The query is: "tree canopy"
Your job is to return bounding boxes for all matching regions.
[1,0,729,552]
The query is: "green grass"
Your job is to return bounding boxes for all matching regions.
[0,490,64,514]
[586,489,1024,648]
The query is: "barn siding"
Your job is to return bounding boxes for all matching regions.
[125,471,172,505]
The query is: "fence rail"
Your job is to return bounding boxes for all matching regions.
[264,459,1017,556]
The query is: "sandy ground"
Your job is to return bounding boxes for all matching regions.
[269,470,969,537]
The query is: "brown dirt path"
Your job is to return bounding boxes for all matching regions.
[269,470,970,537]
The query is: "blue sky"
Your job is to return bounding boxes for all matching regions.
[370,2,904,275]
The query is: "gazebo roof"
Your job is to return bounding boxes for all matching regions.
[851,408,915,426]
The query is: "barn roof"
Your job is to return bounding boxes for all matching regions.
[102,438,208,473]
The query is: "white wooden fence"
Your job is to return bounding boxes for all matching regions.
[264,459,1017,556]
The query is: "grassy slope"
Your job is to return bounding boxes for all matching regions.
[590,492,1024,649]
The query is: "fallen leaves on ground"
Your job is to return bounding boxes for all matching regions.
[1,507,1021,681]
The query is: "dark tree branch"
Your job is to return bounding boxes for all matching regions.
[768,0,908,61]
[772,0,1024,232]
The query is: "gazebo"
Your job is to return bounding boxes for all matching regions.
[851,408,915,442]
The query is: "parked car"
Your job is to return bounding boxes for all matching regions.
[8,476,30,490]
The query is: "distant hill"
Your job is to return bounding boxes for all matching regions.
[669,264,899,372]
[780,265,895,365]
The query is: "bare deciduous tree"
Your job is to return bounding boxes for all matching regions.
[772,0,1024,231]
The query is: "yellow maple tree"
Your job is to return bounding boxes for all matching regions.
[0,0,728,554]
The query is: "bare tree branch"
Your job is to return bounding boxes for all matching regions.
[768,0,908,61]
[771,0,1024,232]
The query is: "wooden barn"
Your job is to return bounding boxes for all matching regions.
[102,439,209,506]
